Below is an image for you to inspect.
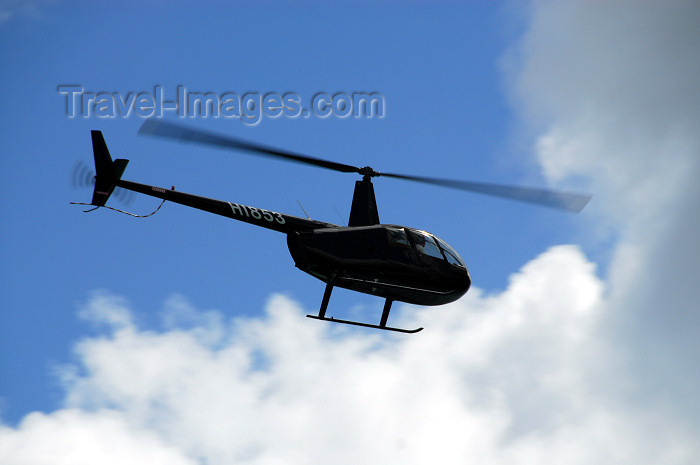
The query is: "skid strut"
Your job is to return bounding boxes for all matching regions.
[306,283,423,334]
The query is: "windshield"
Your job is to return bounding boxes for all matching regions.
[407,229,466,267]
[435,237,466,268]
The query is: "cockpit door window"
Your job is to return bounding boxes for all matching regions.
[386,227,410,248]
[408,230,444,260]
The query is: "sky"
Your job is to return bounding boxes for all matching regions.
[0,1,698,464]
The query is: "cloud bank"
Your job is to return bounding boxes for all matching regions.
[509,0,700,423]
[0,245,696,464]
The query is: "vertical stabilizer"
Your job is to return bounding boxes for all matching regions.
[90,130,129,206]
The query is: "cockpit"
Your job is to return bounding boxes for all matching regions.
[387,227,466,268]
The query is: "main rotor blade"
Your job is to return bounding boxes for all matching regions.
[138,120,591,213]
[380,172,592,213]
[139,120,361,174]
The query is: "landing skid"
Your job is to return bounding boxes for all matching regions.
[306,315,423,334]
[308,282,423,334]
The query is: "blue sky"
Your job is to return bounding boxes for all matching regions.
[1,2,699,464]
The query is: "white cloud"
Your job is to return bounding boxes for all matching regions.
[1,246,697,464]
[507,0,700,426]
[515,0,700,229]
[511,0,699,220]
[0,409,196,465]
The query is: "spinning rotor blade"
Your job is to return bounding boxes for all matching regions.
[113,186,136,205]
[70,160,135,206]
[138,121,591,212]
[379,172,592,213]
[70,160,95,188]
[139,120,361,174]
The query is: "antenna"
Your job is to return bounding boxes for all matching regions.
[333,205,346,226]
[296,199,311,219]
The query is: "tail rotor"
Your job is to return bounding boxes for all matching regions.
[70,160,135,206]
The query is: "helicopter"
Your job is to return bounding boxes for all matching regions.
[74,120,591,333]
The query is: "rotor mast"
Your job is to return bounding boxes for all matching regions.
[348,168,381,227]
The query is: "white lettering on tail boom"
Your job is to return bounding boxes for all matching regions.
[228,202,285,224]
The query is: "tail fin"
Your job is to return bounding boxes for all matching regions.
[90,130,129,206]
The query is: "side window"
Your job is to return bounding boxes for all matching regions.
[387,228,410,248]
[409,230,444,260]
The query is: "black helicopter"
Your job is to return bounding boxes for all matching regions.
[74,120,591,333]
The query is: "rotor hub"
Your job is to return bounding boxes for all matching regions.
[358,166,381,178]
